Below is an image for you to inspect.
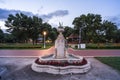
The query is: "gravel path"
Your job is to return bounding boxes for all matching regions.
[0,57,120,80]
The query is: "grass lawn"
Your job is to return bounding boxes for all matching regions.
[71,43,120,49]
[95,57,120,71]
[86,43,120,49]
[0,43,53,49]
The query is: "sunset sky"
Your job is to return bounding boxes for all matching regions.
[0,0,120,30]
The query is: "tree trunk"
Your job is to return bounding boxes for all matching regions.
[32,39,35,45]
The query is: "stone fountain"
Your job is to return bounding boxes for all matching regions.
[31,24,91,74]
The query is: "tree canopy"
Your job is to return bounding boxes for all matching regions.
[1,13,119,44]
[5,13,54,44]
[72,13,119,43]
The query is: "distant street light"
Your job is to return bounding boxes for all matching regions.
[78,26,86,49]
[78,27,82,49]
[43,31,46,48]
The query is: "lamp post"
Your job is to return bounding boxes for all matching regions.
[78,27,82,49]
[43,31,46,48]
[78,26,85,49]
[78,25,86,49]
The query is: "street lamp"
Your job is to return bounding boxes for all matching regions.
[78,27,82,49]
[78,26,85,49]
[43,31,46,48]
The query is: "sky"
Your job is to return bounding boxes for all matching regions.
[0,0,120,31]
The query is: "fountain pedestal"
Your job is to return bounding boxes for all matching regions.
[55,32,66,59]
[31,25,91,74]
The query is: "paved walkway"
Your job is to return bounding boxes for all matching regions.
[0,57,120,80]
[68,48,120,57]
[0,47,120,57]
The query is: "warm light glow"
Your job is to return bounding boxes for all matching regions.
[43,31,47,36]
[66,37,68,39]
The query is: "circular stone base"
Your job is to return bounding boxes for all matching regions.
[31,57,91,74]
[31,61,91,74]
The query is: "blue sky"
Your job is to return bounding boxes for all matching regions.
[0,0,120,30]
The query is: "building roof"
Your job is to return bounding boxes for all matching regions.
[68,33,78,38]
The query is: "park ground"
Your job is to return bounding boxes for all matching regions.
[0,47,120,80]
[0,57,120,80]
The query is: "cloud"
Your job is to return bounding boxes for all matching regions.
[0,8,69,22]
[0,8,34,20]
[40,10,69,21]
[107,15,120,28]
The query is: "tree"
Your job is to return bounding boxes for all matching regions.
[72,13,102,43]
[3,33,15,43]
[29,16,43,45]
[90,14,102,43]
[5,13,29,43]
[63,26,74,38]
[0,29,4,43]
[102,20,117,43]
[48,27,58,42]
[115,29,120,43]
[5,13,43,44]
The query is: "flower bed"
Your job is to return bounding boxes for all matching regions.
[35,58,87,67]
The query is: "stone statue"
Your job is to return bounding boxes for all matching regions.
[54,23,67,58]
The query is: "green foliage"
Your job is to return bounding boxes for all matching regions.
[5,13,59,44]
[49,29,57,42]
[73,13,103,43]
[72,13,119,43]
[5,13,43,44]
[0,29,4,42]
[40,23,58,42]
[86,43,120,49]
[95,57,120,71]
[63,26,74,38]
[2,12,120,44]
[102,20,118,42]
[0,43,53,49]
[115,29,120,43]
[3,33,15,43]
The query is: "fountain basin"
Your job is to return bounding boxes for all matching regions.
[31,54,91,74]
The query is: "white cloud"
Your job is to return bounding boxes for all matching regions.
[40,10,69,22]
[0,21,8,29]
